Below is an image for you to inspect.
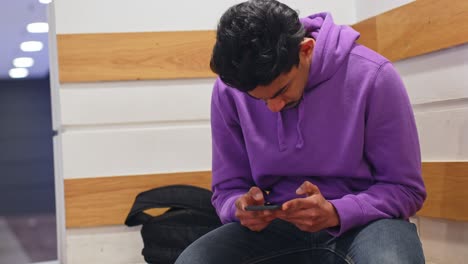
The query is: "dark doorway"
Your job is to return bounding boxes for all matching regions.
[0,77,57,262]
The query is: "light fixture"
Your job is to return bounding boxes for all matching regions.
[13,57,35,68]
[27,22,49,33]
[9,68,29,79]
[20,41,43,52]
[39,0,52,4]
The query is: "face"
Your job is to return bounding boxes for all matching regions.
[247,38,315,112]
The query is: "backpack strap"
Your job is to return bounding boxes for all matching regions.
[125,185,215,226]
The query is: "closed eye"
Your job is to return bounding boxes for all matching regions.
[246,81,291,101]
[271,85,289,99]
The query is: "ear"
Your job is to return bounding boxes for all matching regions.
[299,38,315,61]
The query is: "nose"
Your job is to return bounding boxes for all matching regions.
[266,98,286,112]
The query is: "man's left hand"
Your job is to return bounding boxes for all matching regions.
[274,181,340,232]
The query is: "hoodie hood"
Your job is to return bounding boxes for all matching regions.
[276,13,359,151]
[300,13,360,90]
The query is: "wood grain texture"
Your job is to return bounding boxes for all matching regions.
[353,0,468,62]
[57,31,216,83]
[57,1,468,83]
[419,162,468,221]
[64,162,468,228]
[377,0,468,62]
[64,171,212,228]
[351,17,378,52]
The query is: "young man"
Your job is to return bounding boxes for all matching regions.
[176,0,426,263]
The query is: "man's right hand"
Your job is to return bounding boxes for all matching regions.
[235,187,276,232]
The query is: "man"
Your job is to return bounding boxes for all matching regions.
[176,0,426,263]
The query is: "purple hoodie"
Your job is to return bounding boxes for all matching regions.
[210,13,426,236]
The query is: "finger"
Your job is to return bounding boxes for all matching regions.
[296,181,320,196]
[236,206,276,221]
[248,223,269,232]
[240,215,275,226]
[235,195,250,211]
[282,197,320,211]
[235,208,260,219]
[235,190,262,211]
[295,223,311,232]
[248,186,265,203]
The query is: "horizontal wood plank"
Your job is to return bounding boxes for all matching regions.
[351,17,378,52]
[57,31,216,83]
[64,171,212,228]
[57,0,468,83]
[64,162,468,228]
[352,0,468,62]
[418,162,468,221]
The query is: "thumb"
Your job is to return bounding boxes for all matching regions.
[248,186,264,203]
[296,181,320,196]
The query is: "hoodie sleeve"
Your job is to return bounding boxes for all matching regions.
[328,62,426,236]
[210,79,255,224]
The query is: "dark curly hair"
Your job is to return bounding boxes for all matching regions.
[210,0,306,92]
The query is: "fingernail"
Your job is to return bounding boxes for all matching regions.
[254,192,262,200]
[296,187,303,194]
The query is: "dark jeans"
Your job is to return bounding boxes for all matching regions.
[175,218,425,264]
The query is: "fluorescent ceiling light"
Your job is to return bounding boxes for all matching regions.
[20,41,43,52]
[27,22,49,33]
[39,0,52,4]
[13,57,35,68]
[9,68,29,79]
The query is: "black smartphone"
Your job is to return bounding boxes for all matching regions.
[245,204,282,211]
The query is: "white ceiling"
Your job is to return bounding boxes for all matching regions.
[0,0,50,80]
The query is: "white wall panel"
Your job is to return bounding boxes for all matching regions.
[354,0,414,21]
[61,126,211,179]
[419,217,468,264]
[415,107,468,161]
[60,79,214,126]
[55,0,355,34]
[396,44,468,105]
[67,226,144,264]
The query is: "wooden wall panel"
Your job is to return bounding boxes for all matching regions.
[351,17,378,52]
[353,0,468,62]
[64,171,212,228]
[57,0,468,83]
[64,162,468,228]
[378,0,468,62]
[419,162,468,221]
[57,31,216,83]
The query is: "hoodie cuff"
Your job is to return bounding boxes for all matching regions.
[219,194,243,224]
[327,195,366,237]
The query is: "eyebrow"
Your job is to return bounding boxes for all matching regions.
[270,84,289,99]
[248,81,290,101]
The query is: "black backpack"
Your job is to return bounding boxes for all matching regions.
[125,185,222,264]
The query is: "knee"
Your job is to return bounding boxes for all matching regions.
[175,232,227,264]
[351,219,425,264]
[359,249,424,264]
[175,244,209,264]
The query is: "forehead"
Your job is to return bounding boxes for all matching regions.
[248,72,290,99]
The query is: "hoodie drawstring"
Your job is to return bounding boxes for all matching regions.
[277,113,286,152]
[296,99,305,149]
[276,97,305,151]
